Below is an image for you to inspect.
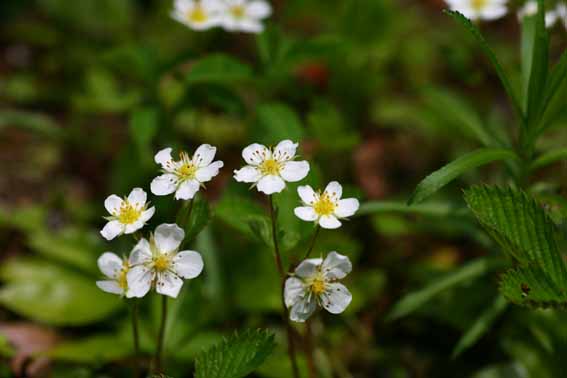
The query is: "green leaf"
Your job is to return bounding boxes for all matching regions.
[47,333,131,363]
[194,329,276,378]
[186,54,253,85]
[0,259,121,326]
[252,103,304,145]
[0,109,62,139]
[388,257,504,320]
[129,107,159,160]
[179,197,211,245]
[445,10,523,122]
[452,295,508,358]
[464,186,567,287]
[537,50,567,133]
[408,148,518,204]
[247,215,274,248]
[529,148,567,171]
[359,200,468,218]
[0,333,14,357]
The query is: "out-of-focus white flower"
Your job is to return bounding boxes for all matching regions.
[445,0,508,21]
[294,181,359,229]
[171,0,223,30]
[546,3,567,29]
[220,0,272,33]
[284,252,352,322]
[126,224,204,299]
[101,188,155,241]
[151,145,224,201]
[96,252,130,296]
[517,1,538,19]
[233,140,310,195]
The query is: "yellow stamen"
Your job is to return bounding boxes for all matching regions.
[311,277,326,295]
[230,5,245,18]
[259,158,281,176]
[118,202,142,224]
[188,6,208,23]
[118,269,128,290]
[176,151,197,179]
[153,253,172,272]
[313,193,336,216]
[471,0,487,11]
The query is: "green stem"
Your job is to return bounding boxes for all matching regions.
[305,319,317,378]
[302,226,321,261]
[155,295,168,374]
[131,300,140,378]
[268,196,300,378]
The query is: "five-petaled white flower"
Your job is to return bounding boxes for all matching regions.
[101,188,155,241]
[294,181,359,229]
[220,0,272,33]
[171,0,223,30]
[233,140,310,195]
[151,145,224,200]
[284,252,352,322]
[445,0,508,21]
[126,224,204,298]
[96,252,130,296]
[546,3,567,29]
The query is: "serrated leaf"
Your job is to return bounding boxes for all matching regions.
[445,10,523,122]
[408,148,518,204]
[388,257,504,320]
[186,54,253,85]
[464,186,567,288]
[194,329,276,378]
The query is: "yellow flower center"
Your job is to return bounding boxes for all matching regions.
[176,151,197,179]
[311,277,326,295]
[118,268,129,290]
[471,0,487,11]
[259,158,281,176]
[153,254,172,272]
[188,6,208,23]
[230,5,245,18]
[313,193,336,216]
[118,202,142,224]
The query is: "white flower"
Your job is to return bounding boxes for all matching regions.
[445,0,508,21]
[233,140,310,195]
[126,223,204,299]
[294,181,359,229]
[284,252,352,322]
[220,0,272,33]
[151,145,224,200]
[171,0,223,31]
[96,252,130,296]
[546,3,567,29]
[101,188,155,241]
[517,1,537,19]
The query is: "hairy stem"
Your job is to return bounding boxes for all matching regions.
[269,196,300,378]
[302,226,321,261]
[155,295,168,374]
[305,319,317,378]
[131,300,140,378]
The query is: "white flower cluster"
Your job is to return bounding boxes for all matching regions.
[517,1,567,29]
[445,0,508,21]
[171,0,272,33]
[234,140,360,322]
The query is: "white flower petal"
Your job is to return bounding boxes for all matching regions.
[151,174,178,196]
[104,195,123,215]
[155,147,174,170]
[128,188,147,207]
[257,175,286,194]
[480,4,507,20]
[234,166,261,183]
[173,250,204,279]
[129,238,152,266]
[321,252,352,280]
[320,283,352,314]
[294,206,318,221]
[234,19,264,33]
[156,272,184,298]
[272,140,298,161]
[334,198,359,218]
[175,179,200,200]
[323,181,342,201]
[297,185,317,205]
[295,258,323,278]
[242,143,270,165]
[100,220,124,241]
[140,207,155,223]
[126,266,154,298]
[289,295,317,322]
[155,223,185,253]
[97,252,123,279]
[319,215,341,229]
[247,0,272,18]
[96,280,124,295]
[284,277,305,308]
[125,219,145,234]
[192,144,217,167]
[195,161,224,182]
[280,161,310,182]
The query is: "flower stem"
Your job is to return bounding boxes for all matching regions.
[268,196,300,378]
[305,319,317,378]
[302,225,320,261]
[155,295,168,374]
[131,299,140,378]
